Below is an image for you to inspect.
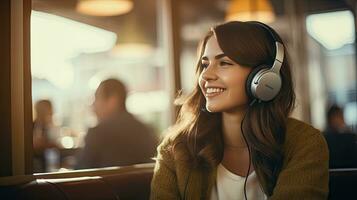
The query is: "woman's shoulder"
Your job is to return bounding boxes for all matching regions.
[275,118,329,199]
[285,117,321,140]
[284,117,327,156]
[156,137,174,160]
[155,134,194,170]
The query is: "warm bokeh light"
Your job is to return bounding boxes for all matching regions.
[110,43,154,59]
[61,136,75,149]
[76,0,133,16]
[226,0,275,23]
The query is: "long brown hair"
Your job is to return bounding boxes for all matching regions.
[162,21,295,196]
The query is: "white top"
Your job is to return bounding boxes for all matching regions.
[210,163,267,200]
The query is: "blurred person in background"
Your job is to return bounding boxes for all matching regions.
[324,104,357,168]
[76,78,158,169]
[33,99,60,172]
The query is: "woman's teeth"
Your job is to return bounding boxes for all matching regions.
[206,88,225,96]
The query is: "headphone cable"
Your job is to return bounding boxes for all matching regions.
[242,99,257,200]
[186,99,256,200]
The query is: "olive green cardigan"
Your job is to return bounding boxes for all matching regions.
[150,118,329,200]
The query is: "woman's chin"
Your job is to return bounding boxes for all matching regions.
[206,105,222,113]
[206,103,247,113]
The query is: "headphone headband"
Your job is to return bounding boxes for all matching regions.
[248,21,284,73]
[248,21,279,41]
[245,21,285,102]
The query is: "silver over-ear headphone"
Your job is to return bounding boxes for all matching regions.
[245,22,284,102]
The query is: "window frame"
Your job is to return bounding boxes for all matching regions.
[0,0,181,184]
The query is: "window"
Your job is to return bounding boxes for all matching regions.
[31,0,173,173]
[306,10,357,131]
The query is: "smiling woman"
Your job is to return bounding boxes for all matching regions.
[150,21,329,200]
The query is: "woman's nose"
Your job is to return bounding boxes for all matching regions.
[201,64,218,81]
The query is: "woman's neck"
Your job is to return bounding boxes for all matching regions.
[222,108,248,148]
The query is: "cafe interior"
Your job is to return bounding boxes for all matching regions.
[0,0,356,199]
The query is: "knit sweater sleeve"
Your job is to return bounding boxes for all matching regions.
[150,141,180,200]
[269,128,329,200]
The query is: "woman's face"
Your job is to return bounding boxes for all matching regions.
[198,36,252,113]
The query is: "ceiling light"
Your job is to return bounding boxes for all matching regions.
[306,10,355,50]
[76,0,133,16]
[226,0,275,23]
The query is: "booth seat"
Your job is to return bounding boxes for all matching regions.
[328,168,357,200]
[1,165,357,200]
[1,163,154,200]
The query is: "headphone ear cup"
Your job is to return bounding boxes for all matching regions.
[245,65,270,100]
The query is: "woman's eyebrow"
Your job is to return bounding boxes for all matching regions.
[215,54,226,59]
[201,54,226,60]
